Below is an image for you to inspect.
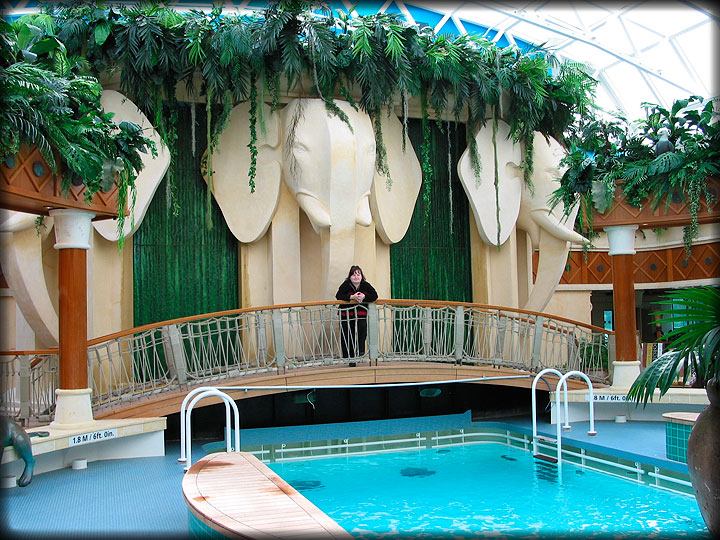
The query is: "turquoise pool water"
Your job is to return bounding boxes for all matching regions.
[269,442,709,538]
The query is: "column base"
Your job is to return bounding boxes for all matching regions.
[49,388,97,430]
[609,360,641,390]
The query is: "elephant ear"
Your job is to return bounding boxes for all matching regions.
[93,90,171,241]
[370,111,422,244]
[205,102,281,243]
[457,120,522,246]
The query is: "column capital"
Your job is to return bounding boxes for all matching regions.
[49,208,95,250]
[605,224,638,256]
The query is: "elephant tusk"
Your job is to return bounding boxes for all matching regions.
[355,194,372,227]
[530,209,588,245]
[297,193,332,230]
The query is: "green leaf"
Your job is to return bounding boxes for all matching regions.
[95,21,112,46]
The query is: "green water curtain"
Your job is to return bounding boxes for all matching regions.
[391,119,471,302]
[133,105,238,326]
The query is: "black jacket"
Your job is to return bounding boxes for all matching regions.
[335,279,378,317]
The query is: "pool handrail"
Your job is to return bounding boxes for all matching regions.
[183,388,241,472]
[531,368,569,458]
[554,370,597,466]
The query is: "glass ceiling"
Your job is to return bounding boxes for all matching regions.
[4,0,718,121]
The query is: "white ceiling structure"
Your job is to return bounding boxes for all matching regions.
[372,0,719,120]
[4,0,718,120]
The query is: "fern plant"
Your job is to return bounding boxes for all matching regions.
[555,96,719,254]
[0,15,156,246]
[17,0,599,235]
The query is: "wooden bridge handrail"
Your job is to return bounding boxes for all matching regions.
[0,299,613,355]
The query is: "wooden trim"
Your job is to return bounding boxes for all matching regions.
[546,241,720,285]
[0,146,121,219]
[589,177,719,229]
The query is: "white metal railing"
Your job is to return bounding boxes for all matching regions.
[1,300,613,424]
[0,351,58,423]
[531,370,597,466]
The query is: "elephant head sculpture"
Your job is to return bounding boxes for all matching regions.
[93,90,171,241]
[458,121,587,311]
[0,91,169,347]
[206,98,421,300]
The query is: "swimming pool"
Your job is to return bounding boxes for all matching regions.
[269,442,709,538]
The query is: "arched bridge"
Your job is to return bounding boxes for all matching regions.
[1,300,613,424]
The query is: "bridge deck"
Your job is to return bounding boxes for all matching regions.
[95,361,597,419]
[183,451,352,539]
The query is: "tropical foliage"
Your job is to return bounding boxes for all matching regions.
[627,286,720,405]
[553,96,719,252]
[0,14,157,244]
[19,0,597,218]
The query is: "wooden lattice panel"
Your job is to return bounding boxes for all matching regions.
[589,177,720,229]
[535,241,720,285]
[0,146,119,218]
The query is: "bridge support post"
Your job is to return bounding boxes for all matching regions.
[49,208,96,430]
[256,313,268,366]
[367,303,379,363]
[271,310,286,370]
[531,316,544,369]
[421,307,432,360]
[454,306,464,364]
[162,324,188,385]
[18,354,31,423]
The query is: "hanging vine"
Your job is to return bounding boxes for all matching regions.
[420,88,433,222]
[5,0,607,243]
[248,69,259,194]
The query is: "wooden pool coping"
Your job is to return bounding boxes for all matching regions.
[182,451,353,539]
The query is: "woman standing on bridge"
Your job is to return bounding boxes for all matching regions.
[335,265,378,365]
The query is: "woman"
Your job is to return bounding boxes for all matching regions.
[335,265,378,364]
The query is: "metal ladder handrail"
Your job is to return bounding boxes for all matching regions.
[531,370,597,466]
[554,371,597,466]
[181,388,241,472]
[531,369,568,460]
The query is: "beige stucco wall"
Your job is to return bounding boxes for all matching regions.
[542,290,592,324]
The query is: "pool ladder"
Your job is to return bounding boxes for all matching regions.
[531,369,597,466]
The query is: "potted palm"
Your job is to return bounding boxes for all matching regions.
[627,286,720,536]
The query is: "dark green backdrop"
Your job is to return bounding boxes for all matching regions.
[133,112,472,326]
[390,119,472,302]
[133,105,239,326]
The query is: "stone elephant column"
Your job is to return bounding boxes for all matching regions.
[458,123,587,312]
[207,98,421,307]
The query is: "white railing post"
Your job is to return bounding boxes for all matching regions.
[454,306,464,363]
[495,315,507,364]
[367,303,379,362]
[18,354,31,422]
[162,324,188,384]
[530,316,544,369]
[271,310,286,368]
[256,312,268,367]
[422,306,432,359]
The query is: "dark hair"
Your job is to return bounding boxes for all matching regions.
[347,265,364,281]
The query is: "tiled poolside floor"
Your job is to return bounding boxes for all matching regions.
[0,413,701,539]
